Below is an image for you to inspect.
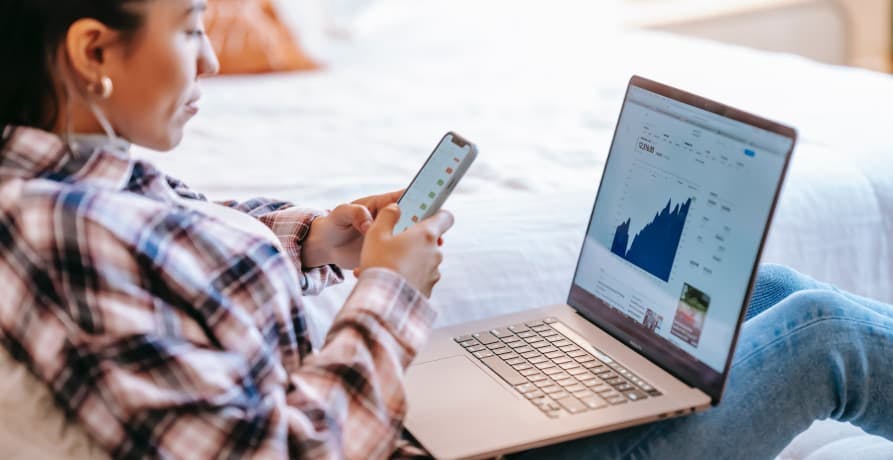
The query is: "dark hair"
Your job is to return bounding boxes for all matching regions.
[0,0,147,136]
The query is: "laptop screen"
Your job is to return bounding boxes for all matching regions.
[568,77,795,403]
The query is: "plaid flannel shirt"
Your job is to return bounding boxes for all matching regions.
[0,126,436,459]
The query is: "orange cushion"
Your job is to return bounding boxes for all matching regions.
[205,0,319,75]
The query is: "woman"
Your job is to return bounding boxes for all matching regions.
[0,1,890,459]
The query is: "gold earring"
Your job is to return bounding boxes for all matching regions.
[88,76,114,99]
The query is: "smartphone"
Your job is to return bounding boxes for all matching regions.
[394,132,478,234]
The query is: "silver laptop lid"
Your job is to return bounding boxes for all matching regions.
[568,76,796,404]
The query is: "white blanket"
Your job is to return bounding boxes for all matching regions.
[136,0,893,339]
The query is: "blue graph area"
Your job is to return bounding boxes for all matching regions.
[611,198,693,282]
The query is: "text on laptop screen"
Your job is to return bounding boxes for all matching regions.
[572,86,792,373]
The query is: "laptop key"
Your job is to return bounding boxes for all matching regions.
[542,385,562,394]
[466,345,487,353]
[513,363,533,371]
[550,390,571,401]
[624,390,648,402]
[545,351,564,359]
[521,351,541,359]
[564,383,586,393]
[516,383,537,394]
[528,340,549,349]
[525,320,545,328]
[473,350,494,359]
[531,325,551,333]
[534,379,554,388]
[458,339,478,348]
[541,366,562,374]
[491,328,514,338]
[518,331,536,339]
[480,356,528,386]
[528,356,547,364]
[539,346,558,354]
[493,347,514,356]
[553,356,572,365]
[486,342,507,350]
[582,361,603,369]
[530,397,550,407]
[454,335,474,343]
[559,345,580,353]
[615,383,634,391]
[473,331,499,345]
[509,324,530,333]
[526,390,546,400]
[605,394,628,405]
[503,336,523,345]
[581,395,609,409]
[535,361,556,370]
[519,368,539,377]
[506,357,525,366]
[501,352,520,360]
[552,339,573,347]
[567,349,587,358]
[559,362,580,370]
[544,317,558,324]
[575,354,596,363]
[527,373,547,382]
[556,397,587,414]
[567,367,589,376]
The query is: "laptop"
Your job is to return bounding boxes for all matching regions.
[404,76,797,459]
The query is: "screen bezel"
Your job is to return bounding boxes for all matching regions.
[567,75,797,405]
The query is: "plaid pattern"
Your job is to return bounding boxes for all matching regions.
[0,126,436,459]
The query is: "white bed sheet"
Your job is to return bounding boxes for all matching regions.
[123,0,891,457]
[136,0,893,339]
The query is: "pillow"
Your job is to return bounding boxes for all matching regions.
[205,0,319,74]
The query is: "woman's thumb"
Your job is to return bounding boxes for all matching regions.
[368,204,401,238]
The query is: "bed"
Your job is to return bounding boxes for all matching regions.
[131,0,893,457]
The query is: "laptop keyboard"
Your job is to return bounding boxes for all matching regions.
[454,317,662,418]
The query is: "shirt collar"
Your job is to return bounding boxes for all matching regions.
[0,126,134,191]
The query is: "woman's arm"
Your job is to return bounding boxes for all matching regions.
[165,174,343,295]
[0,192,434,459]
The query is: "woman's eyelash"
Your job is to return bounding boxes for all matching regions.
[187,30,205,37]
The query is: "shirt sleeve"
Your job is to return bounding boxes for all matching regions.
[165,174,342,295]
[2,194,436,460]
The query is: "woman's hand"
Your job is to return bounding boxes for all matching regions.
[356,204,454,297]
[300,190,406,269]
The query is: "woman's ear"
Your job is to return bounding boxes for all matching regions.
[64,18,121,88]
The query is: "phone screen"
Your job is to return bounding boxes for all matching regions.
[395,133,475,233]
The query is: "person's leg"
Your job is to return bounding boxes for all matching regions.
[747,264,892,320]
[513,289,893,460]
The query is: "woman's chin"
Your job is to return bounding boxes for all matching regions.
[143,126,185,152]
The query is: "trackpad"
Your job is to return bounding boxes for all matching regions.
[405,355,525,454]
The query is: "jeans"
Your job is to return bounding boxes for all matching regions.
[513,264,893,459]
